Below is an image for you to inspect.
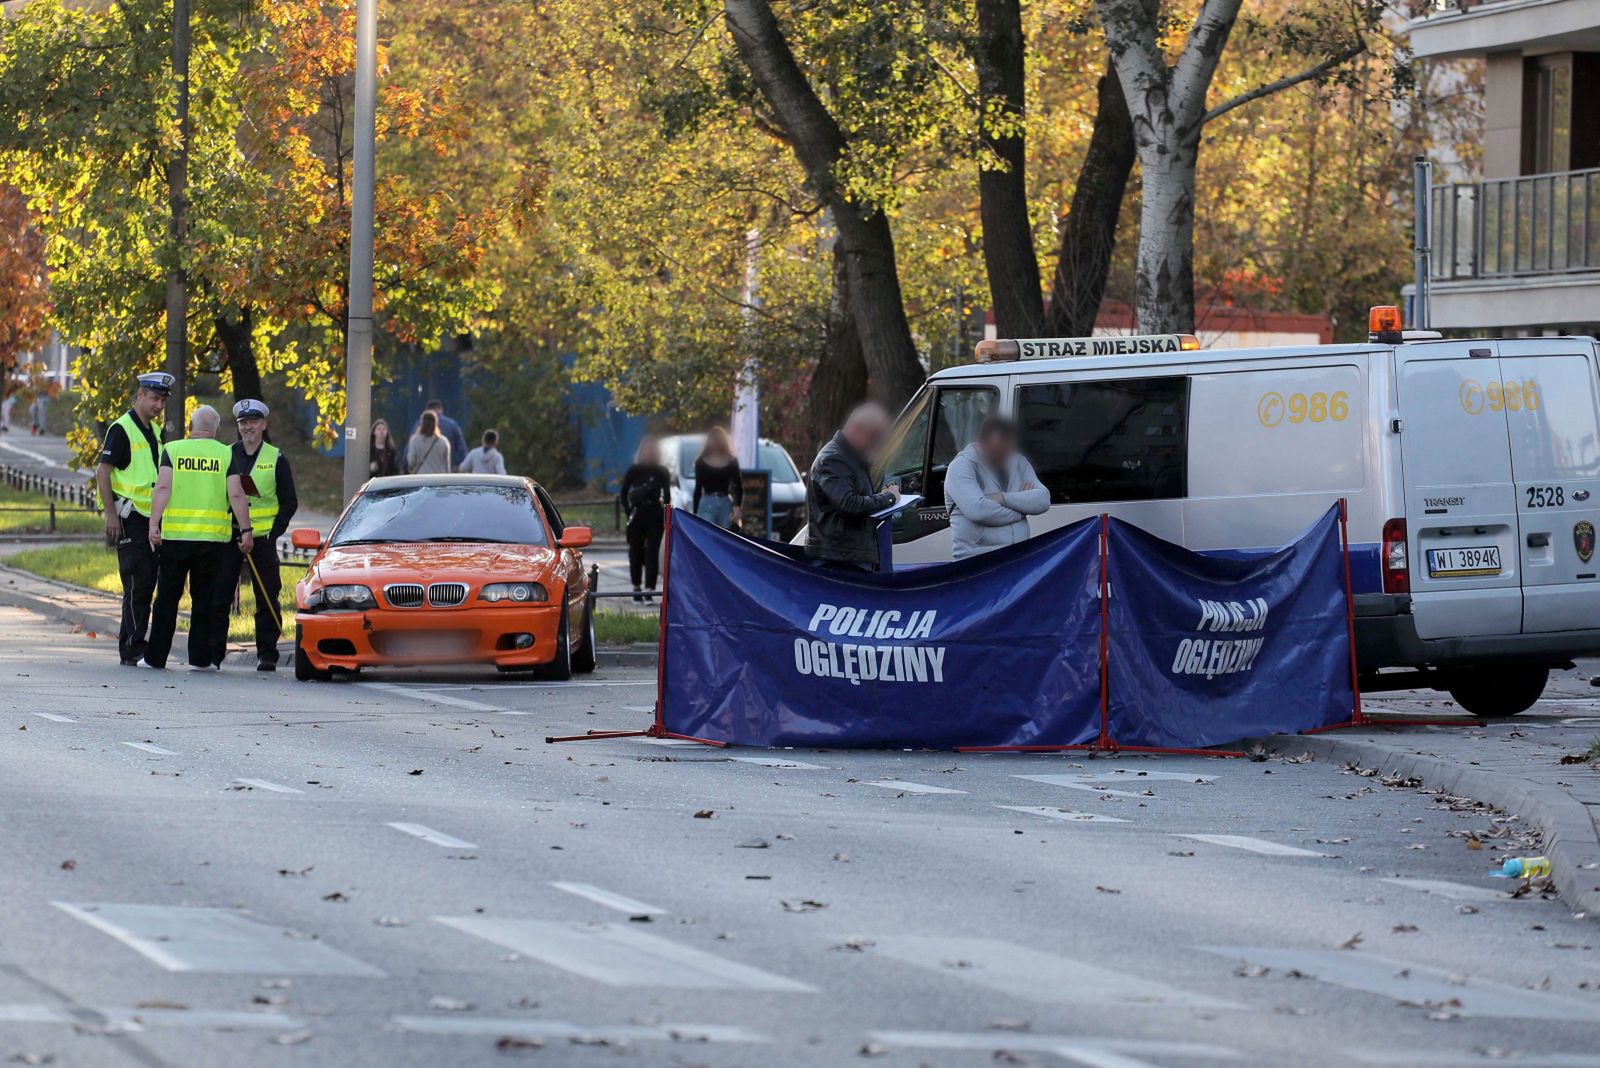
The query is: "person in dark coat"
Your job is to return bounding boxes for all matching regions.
[368,418,401,478]
[618,435,671,600]
[804,402,900,570]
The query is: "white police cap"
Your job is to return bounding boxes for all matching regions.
[136,372,175,395]
[233,399,270,421]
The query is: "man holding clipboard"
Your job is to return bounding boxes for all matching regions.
[209,399,299,671]
[804,402,907,572]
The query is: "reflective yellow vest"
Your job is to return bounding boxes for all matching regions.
[108,411,158,517]
[161,438,232,542]
[239,441,280,536]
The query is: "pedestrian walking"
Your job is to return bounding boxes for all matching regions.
[368,418,401,478]
[140,406,254,671]
[207,399,298,672]
[420,399,468,467]
[459,429,507,474]
[405,410,452,474]
[945,415,1049,560]
[0,390,14,432]
[94,372,170,665]
[804,402,900,571]
[692,426,742,530]
[619,435,670,600]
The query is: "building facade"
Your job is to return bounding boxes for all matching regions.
[1410,0,1600,332]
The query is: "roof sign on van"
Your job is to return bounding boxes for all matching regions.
[975,334,1201,362]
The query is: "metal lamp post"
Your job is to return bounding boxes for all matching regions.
[341,0,377,502]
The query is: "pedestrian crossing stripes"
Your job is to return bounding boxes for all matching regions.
[434,917,815,991]
[0,1003,305,1031]
[551,881,666,915]
[391,1017,768,1044]
[1013,774,1151,798]
[387,822,477,849]
[995,805,1130,824]
[121,741,176,755]
[1179,834,1325,857]
[858,780,966,795]
[1379,877,1514,903]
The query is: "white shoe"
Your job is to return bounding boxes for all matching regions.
[186,663,219,673]
[135,659,162,670]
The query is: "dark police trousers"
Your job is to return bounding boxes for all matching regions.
[626,511,664,590]
[143,539,224,668]
[209,536,281,666]
[115,511,157,662]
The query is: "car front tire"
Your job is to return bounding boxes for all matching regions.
[1447,666,1547,718]
[538,602,574,681]
[572,594,597,675]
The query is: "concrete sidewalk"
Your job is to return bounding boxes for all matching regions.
[1262,669,1600,917]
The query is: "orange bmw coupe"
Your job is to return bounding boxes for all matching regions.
[290,474,595,681]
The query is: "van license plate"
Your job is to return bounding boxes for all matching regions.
[1426,546,1502,577]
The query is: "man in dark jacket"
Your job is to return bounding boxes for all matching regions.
[805,402,901,569]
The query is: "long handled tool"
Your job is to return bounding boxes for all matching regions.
[243,545,283,632]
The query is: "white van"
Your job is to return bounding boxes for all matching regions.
[875,319,1600,717]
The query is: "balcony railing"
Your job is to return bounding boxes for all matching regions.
[1432,168,1600,281]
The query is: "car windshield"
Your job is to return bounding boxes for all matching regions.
[331,484,548,547]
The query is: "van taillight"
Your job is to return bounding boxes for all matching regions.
[1382,518,1409,594]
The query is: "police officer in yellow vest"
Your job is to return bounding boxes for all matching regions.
[94,372,170,665]
[207,399,298,671]
[139,405,254,671]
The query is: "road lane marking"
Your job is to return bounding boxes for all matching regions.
[1179,834,1324,857]
[53,903,384,977]
[859,780,966,795]
[0,1004,305,1031]
[1074,769,1215,783]
[0,439,68,468]
[31,712,76,723]
[1354,1053,1600,1067]
[1014,774,1150,798]
[551,882,666,915]
[870,1032,1240,1065]
[434,917,814,991]
[1379,877,1514,903]
[730,756,827,770]
[357,681,503,713]
[391,1017,768,1043]
[996,805,1130,824]
[866,937,1240,1009]
[233,778,303,794]
[122,741,177,755]
[631,737,701,747]
[387,822,478,849]
[1198,947,1600,1021]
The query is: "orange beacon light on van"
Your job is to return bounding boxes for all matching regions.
[1368,305,1403,343]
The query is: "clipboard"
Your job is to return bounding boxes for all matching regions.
[872,493,922,519]
[239,473,261,497]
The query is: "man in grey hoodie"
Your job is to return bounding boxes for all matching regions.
[944,415,1050,560]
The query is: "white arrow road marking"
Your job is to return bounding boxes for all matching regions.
[434,917,814,991]
[1198,947,1600,1020]
[391,1017,768,1043]
[870,1032,1240,1066]
[0,1004,305,1031]
[866,936,1241,1009]
[859,780,966,795]
[1013,774,1150,798]
[233,778,303,794]
[1379,877,1515,903]
[551,882,666,916]
[995,805,1130,824]
[122,741,176,755]
[387,822,477,849]
[53,903,383,976]
[1179,834,1324,857]
[31,713,75,723]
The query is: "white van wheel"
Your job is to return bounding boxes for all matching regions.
[1447,667,1548,718]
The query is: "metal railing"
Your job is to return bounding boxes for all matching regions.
[1,463,100,510]
[1433,168,1600,281]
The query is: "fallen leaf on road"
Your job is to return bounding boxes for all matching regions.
[832,853,851,862]
[495,1036,544,1053]
[321,891,348,903]
[59,860,75,871]
[736,839,769,849]
[857,1043,889,1057]
[1467,840,1483,850]
[1167,850,1195,857]
[1392,924,1420,934]
[1338,932,1364,950]
[253,994,287,1007]
[1095,885,1121,894]
[1234,964,1270,978]
[780,899,827,912]
[628,914,653,923]
[277,867,312,877]
[135,999,186,1010]
[408,769,424,776]
[693,810,715,819]
[428,996,473,1012]
[831,938,874,952]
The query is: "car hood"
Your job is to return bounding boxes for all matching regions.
[309,542,558,587]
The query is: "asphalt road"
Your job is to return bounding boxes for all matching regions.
[2,603,1599,1068]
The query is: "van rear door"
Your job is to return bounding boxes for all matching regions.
[1498,340,1600,633]
[1396,343,1522,639]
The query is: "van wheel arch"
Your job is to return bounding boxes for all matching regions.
[1445,666,1548,718]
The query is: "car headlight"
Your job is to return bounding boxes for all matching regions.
[305,584,376,612]
[478,581,548,604]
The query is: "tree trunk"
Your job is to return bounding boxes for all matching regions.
[1133,143,1199,334]
[1044,59,1135,338]
[723,0,925,412]
[215,307,261,403]
[810,237,869,451]
[971,0,1042,338]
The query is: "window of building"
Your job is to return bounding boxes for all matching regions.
[1017,377,1189,504]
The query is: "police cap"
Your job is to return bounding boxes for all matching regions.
[233,399,270,421]
[136,372,175,396]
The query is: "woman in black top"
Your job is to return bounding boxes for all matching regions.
[692,426,742,530]
[618,436,671,599]
[368,418,401,478]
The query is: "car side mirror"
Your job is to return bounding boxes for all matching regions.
[558,526,593,549]
[290,528,323,551]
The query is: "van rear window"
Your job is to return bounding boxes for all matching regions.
[1017,377,1188,504]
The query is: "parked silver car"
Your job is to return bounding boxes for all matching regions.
[658,434,808,540]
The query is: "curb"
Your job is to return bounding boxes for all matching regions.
[1260,732,1600,916]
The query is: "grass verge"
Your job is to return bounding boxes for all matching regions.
[6,541,299,641]
[594,608,659,646]
[0,485,101,535]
